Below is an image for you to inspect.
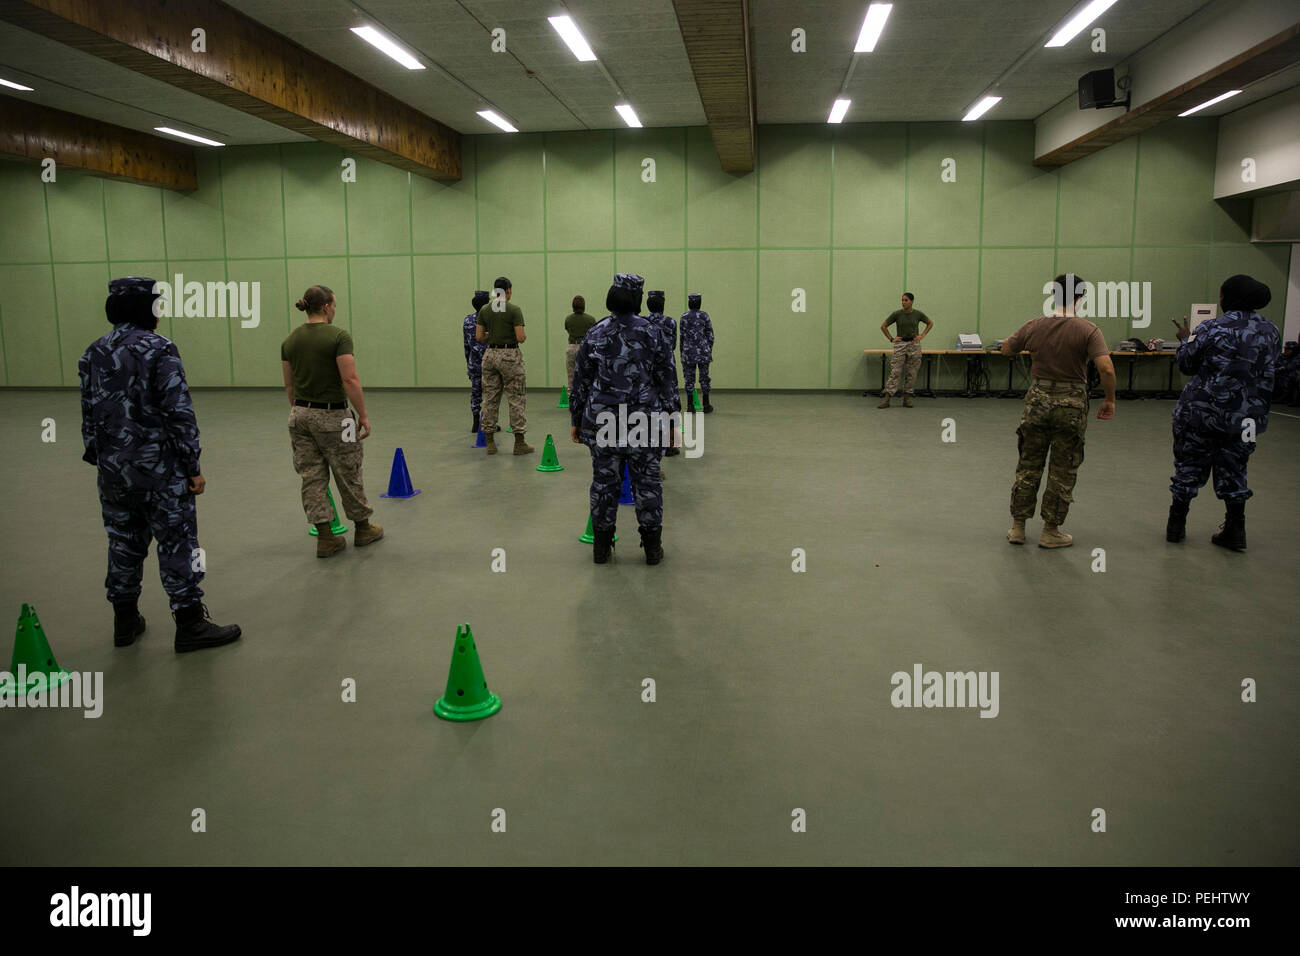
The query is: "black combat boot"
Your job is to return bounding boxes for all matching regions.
[173,603,242,653]
[593,527,615,564]
[1211,499,1246,552]
[702,390,713,413]
[472,411,480,434]
[639,527,664,565]
[1166,498,1189,542]
[113,601,146,647]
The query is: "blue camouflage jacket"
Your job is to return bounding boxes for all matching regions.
[463,313,486,366]
[570,313,680,447]
[645,311,678,352]
[79,325,202,490]
[679,309,714,362]
[1173,310,1281,434]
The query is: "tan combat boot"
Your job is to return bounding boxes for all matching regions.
[513,431,535,455]
[485,431,497,455]
[902,393,914,408]
[877,394,891,409]
[316,522,346,558]
[1007,519,1026,545]
[1038,525,1073,548]
[354,519,384,547]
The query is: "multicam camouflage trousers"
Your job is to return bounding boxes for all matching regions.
[565,344,581,392]
[98,474,204,611]
[481,348,527,433]
[289,405,372,525]
[883,339,922,395]
[1010,379,1089,526]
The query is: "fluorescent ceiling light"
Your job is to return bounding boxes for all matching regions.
[828,98,851,124]
[154,127,225,146]
[0,77,34,91]
[854,3,892,53]
[1178,89,1241,117]
[351,25,425,69]
[1045,0,1120,48]
[477,110,518,133]
[962,95,1002,121]
[548,15,597,61]
[615,104,642,128]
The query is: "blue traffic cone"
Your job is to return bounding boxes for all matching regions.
[619,462,634,505]
[380,447,421,499]
[473,429,486,448]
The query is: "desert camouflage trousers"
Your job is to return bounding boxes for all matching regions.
[289,405,372,525]
[481,348,528,434]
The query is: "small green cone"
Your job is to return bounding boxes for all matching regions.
[308,488,349,537]
[579,514,616,544]
[537,434,564,472]
[686,389,697,412]
[0,604,70,697]
[434,623,501,722]
[557,385,569,409]
[692,388,701,411]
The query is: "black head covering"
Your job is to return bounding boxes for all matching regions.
[606,273,645,315]
[1219,274,1271,312]
[688,293,702,310]
[105,276,161,329]
[472,290,490,311]
[646,290,665,313]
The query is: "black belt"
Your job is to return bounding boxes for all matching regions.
[294,400,347,410]
[898,336,916,342]
[487,343,518,349]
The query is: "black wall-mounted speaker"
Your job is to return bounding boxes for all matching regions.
[1078,69,1117,109]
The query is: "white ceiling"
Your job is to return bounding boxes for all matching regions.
[0,0,1294,146]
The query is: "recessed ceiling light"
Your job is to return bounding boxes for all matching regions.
[1178,90,1242,117]
[962,96,1002,121]
[828,99,851,124]
[854,3,892,53]
[477,110,518,133]
[0,77,34,91]
[548,15,597,61]
[154,127,225,146]
[1045,0,1120,48]
[351,25,425,70]
[615,104,642,128]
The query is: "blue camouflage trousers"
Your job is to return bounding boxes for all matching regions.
[467,352,483,419]
[98,477,203,611]
[1171,423,1256,502]
[590,449,663,531]
[682,361,710,392]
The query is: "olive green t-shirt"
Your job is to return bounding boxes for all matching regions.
[477,301,524,346]
[280,322,354,403]
[886,309,930,339]
[565,311,596,344]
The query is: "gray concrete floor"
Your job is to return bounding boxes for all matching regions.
[0,388,1296,866]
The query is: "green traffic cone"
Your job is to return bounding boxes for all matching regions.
[537,434,564,472]
[557,385,569,409]
[0,604,70,697]
[434,623,501,722]
[686,389,697,412]
[579,514,616,544]
[692,388,701,411]
[308,488,349,537]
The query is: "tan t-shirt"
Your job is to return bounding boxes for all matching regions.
[1005,314,1108,383]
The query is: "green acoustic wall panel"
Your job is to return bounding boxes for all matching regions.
[54,262,110,384]
[832,249,905,389]
[103,180,165,262]
[616,128,686,251]
[979,248,1057,341]
[905,248,980,334]
[0,164,49,263]
[478,252,544,382]
[1054,246,1132,347]
[346,156,411,257]
[1132,246,1212,339]
[546,251,613,388]
[282,143,347,258]
[286,258,350,333]
[228,259,288,387]
[162,151,224,261]
[686,126,757,249]
[1134,120,1218,245]
[166,260,233,387]
[758,249,829,387]
[414,254,477,389]
[831,124,907,248]
[349,256,414,387]
[688,250,756,387]
[1058,137,1137,248]
[906,123,984,248]
[219,145,285,260]
[412,139,477,256]
[47,172,108,263]
[0,303,6,384]
[759,127,832,248]
[982,123,1057,248]
[0,264,61,384]
[477,134,544,254]
[545,131,614,252]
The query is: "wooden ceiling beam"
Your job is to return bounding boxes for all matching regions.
[672,0,755,173]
